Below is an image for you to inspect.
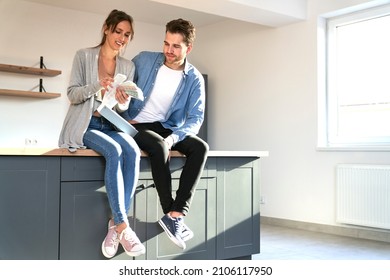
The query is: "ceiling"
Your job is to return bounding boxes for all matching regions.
[22,0,307,27]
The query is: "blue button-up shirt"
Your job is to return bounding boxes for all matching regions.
[124,51,206,144]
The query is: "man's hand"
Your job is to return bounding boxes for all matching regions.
[164,135,174,150]
[115,86,131,105]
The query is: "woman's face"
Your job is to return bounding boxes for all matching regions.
[105,20,132,52]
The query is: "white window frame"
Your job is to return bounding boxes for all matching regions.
[318,3,390,151]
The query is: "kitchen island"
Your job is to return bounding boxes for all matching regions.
[0,148,268,260]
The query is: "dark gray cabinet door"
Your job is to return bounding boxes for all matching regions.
[216,157,260,259]
[0,156,60,259]
[59,178,152,260]
[139,157,217,260]
[144,176,217,260]
[60,180,111,260]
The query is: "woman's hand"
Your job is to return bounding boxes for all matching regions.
[100,77,114,90]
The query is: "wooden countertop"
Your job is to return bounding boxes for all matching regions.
[0,148,269,158]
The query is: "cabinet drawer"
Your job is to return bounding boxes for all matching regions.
[61,157,105,181]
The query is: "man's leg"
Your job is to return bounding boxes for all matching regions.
[133,123,173,214]
[171,135,209,216]
[162,135,208,244]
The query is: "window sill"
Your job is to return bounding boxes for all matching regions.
[317,146,390,152]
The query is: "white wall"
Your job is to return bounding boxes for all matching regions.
[0,0,163,148]
[1,0,390,228]
[192,0,390,226]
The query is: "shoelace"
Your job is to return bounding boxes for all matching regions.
[120,228,139,246]
[174,218,184,236]
[107,225,119,246]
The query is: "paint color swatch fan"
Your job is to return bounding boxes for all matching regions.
[97,74,144,137]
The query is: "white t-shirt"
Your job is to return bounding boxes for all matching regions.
[134,64,182,123]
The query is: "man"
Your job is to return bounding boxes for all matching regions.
[124,18,209,250]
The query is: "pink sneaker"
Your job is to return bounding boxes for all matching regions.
[101,219,119,258]
[118,226,146,257]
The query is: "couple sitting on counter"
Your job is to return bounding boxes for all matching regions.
[58,10,208,258]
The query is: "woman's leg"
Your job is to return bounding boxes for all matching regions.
[83,128,129,225]
[83,117,144,258]
[105,130,140,214]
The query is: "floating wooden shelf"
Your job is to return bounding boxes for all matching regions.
[0,58,62,99]
[0,63,61,77]
[0,88,61,99]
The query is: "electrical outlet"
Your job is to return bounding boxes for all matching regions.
[25,138,38,146]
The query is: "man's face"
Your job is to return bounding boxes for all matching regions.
[163,31,192,70]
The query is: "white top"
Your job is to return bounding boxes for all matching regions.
[134,64,182,123]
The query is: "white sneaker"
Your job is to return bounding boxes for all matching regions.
[181,222,194,242]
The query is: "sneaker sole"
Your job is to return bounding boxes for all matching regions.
[101,240,117,259]
[182,233,194,242]
[122,246,146,257]
[101,220,118,259]
[158,219,186,250]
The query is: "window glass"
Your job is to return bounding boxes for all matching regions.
[324,4,390,149]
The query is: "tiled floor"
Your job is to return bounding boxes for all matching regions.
[252,223,390,260]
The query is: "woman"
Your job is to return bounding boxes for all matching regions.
[58,9,145,258]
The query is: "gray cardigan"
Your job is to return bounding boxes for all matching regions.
[58,47,135,151]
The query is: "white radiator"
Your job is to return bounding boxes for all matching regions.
[336,164,390,230]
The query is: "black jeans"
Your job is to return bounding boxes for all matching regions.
[133,122,209,216]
